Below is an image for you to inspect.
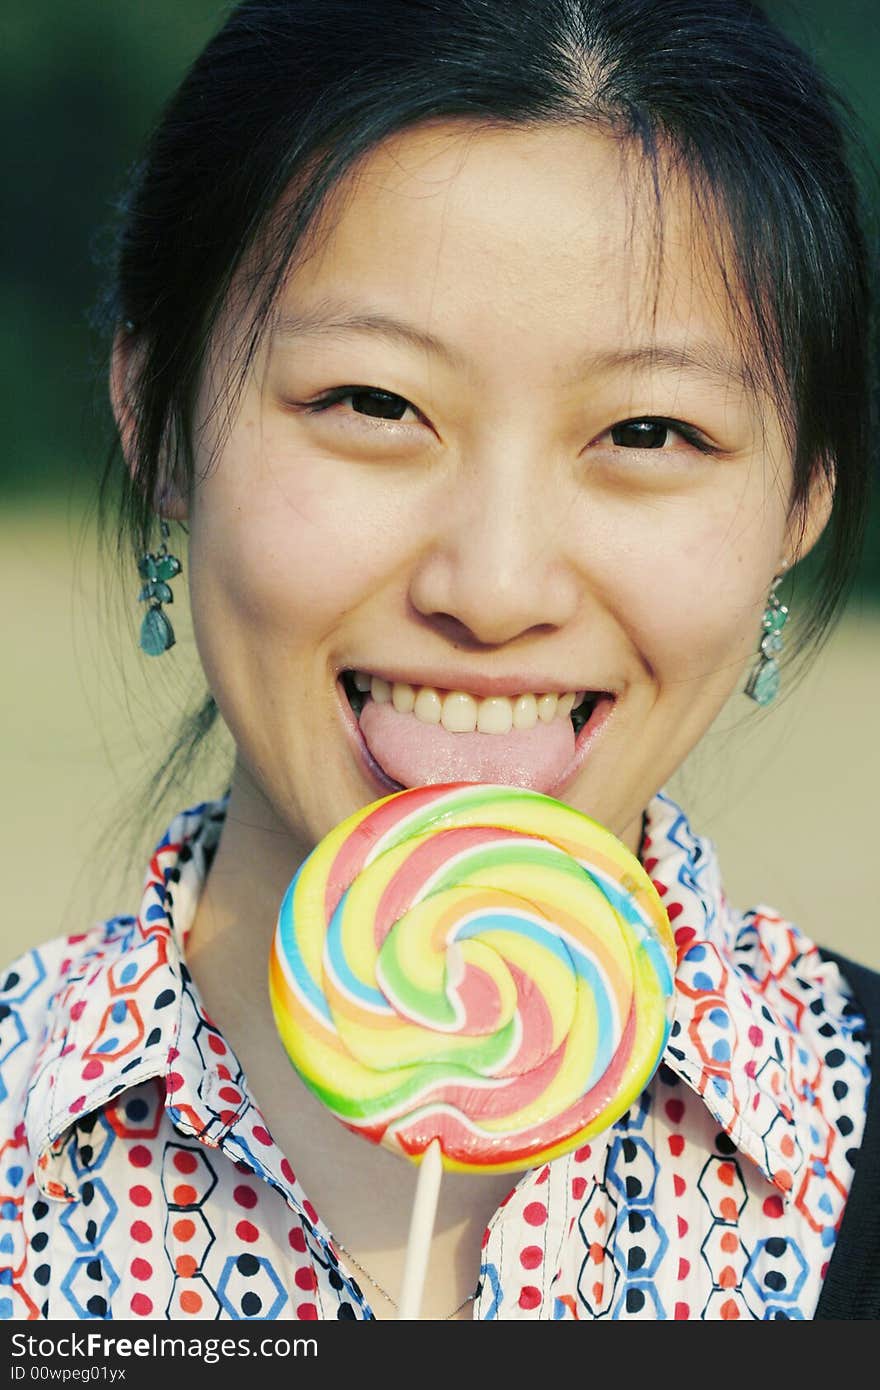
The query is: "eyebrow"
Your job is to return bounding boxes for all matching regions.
[584,344,754,393]
[270,302,469,369]
[270,301,754,392]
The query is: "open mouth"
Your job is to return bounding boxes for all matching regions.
[338,670,615,795]
[340,670,601,735]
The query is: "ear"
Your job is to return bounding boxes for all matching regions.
[110,325,189,521]
[784,459,834,568]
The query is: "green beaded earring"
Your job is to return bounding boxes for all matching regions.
[138,519,182,656]
[744,569,789,706]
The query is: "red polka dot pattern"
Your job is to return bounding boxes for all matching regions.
[523,1202,547,1227]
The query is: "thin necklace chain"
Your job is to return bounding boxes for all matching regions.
[331,1235,477,1320]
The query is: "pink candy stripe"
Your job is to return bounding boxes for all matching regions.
[385,1003,638,1165]
[372,825,521,947]
[323,785,459,921]
[492,963,556,1075]
[453,961,504,1037]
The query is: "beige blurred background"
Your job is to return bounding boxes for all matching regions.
[1,497,878,969]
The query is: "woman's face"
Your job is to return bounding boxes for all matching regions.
[177,121,829,859]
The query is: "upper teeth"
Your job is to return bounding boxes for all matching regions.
[352,672,589,735]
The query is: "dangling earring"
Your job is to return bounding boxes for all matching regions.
[744,568,789,705]
[138,518,182,656]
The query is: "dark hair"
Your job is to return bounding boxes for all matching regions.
[95,0,877,815]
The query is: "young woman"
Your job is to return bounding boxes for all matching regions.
[1,0,876,1321]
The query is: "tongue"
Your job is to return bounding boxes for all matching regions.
[358,699,576,793]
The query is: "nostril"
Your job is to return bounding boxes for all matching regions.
[420,612,498,653]
[412,606,560,654]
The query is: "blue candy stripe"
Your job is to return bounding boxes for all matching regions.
[455,909,618,1089]
[454,906,573,965]
[276,870,333,1026]
[324,894,390,1014]
[641,934,676,996]
[578,860,662,940]
[576,865,675,995]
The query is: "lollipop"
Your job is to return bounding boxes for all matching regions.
[270,783,675,1313]
[270,782,674,1309]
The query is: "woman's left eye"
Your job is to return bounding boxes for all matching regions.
[612,419,669,448]
[606,417,717,453]
[302,386,419,424]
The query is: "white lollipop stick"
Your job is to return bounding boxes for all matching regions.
[397,1138,443,1319]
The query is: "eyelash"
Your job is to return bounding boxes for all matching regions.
[300,385,720,455]
[303,387,418,425]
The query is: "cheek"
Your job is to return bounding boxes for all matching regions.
[186,435,410,643]
[596,497,775,685]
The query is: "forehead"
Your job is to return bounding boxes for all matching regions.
[274,118,748,380]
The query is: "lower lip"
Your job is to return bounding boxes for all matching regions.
[545,694,617,797]
[335,679,617,799]
[336,677,407,795]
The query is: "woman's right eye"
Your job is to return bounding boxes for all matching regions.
[302,386,419,423]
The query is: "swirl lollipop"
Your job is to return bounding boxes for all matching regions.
[269,782,676,1316]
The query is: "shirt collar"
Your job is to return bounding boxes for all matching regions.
[24,799,233,1201]
[27,788,827,1205]
[640,789,830,1202]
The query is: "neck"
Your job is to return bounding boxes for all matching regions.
[183,757,312,1122]
[188,757,310,958]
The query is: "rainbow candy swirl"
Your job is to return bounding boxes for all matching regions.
[270,783,676,1174]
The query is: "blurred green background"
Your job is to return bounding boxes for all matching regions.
[2,1,879,967]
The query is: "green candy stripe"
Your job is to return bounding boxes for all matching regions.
[424,838,580,895]
[306,1056,494,1121]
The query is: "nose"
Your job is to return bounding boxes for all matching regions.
[407,444,582,648]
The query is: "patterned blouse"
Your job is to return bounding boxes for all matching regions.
[0,790,869,1320]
